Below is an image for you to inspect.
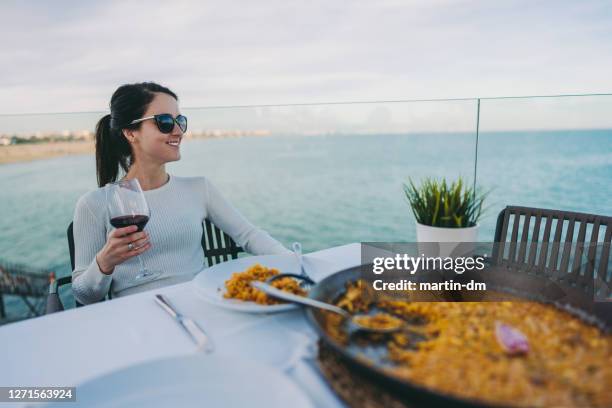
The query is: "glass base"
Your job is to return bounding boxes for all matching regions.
[133,269,162,283]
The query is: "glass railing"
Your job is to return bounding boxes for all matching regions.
[178,99,478,249]
[476,94,612,236]
[1,94,611,318]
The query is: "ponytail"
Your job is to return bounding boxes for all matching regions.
[94,113,131,187]
[94,82,178,187]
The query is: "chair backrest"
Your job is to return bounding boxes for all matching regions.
[201,218,244,266]
[492,205,611,291]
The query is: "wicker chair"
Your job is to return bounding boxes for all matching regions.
[46,219,244,313]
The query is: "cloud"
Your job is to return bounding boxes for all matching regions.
[0,0,611,119]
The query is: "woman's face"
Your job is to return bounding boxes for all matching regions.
[125,92,184,165]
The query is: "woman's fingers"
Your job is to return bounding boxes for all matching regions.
[114,231,148,246]
[129,235,149,248]
[124,242,152,258]
[117,235,149,253]
[110,225,138,238]
[121,236,150,256]
[97,228,151,273]
[106,229,150,259]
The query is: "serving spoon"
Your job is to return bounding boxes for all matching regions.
[251,281,402,334]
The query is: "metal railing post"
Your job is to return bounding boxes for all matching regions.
[473,98,481,194]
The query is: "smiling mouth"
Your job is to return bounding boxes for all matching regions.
[166,140,181,147]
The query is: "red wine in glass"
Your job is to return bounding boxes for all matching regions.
[110,215,150,231]
[106,178,160,282]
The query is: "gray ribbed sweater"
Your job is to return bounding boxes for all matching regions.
[72,175,289,304]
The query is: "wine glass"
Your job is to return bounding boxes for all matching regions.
[106,178,160,282]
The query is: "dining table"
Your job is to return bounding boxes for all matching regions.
[0,243,362,407]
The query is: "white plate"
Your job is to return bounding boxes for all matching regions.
[192,254,335,313]
[45,354,314,408]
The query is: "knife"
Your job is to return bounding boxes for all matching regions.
[154,293,214,353]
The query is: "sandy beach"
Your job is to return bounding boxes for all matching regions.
[0,141,94,165]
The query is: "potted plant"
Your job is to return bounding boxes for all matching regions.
[403,177,487,246]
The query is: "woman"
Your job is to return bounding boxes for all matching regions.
[72,82,289,304]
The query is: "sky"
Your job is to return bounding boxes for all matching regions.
[1,0,611,130]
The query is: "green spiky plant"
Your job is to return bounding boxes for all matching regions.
[403,177,487,228]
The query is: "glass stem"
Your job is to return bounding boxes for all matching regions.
[137,254,148,274]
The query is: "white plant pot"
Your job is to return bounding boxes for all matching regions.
[416,222,479,258]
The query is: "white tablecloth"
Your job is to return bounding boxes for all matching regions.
[0,243,361,407]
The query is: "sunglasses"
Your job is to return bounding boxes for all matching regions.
[129,113,188,134]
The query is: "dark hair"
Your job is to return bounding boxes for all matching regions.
[95,82,178,187]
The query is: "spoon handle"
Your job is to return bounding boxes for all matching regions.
[251,281,348,317]
[292,241,310,279]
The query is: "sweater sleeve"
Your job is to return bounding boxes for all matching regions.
[203,178,290,255]
[71,194,113,304]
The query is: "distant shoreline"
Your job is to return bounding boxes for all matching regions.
[0,131,276,165]
[0,141,95,165]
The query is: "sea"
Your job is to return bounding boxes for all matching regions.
[1,130,611,319]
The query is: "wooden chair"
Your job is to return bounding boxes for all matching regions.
[201,218,244,266]
[46,219,244,313]
[492,205,611,298]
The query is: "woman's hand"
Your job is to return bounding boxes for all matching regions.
[95,225,151,275]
